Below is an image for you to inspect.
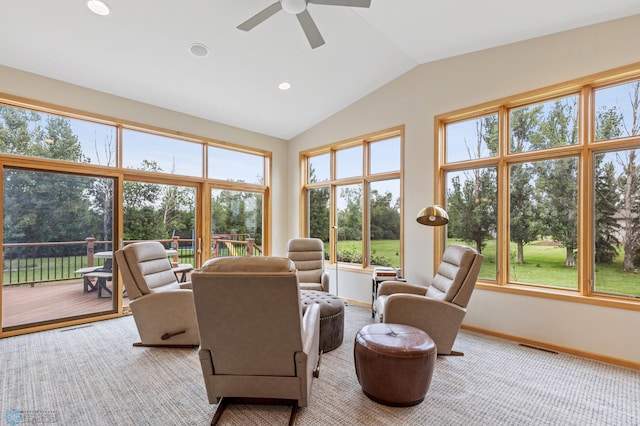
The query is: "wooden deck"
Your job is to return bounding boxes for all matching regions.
[2,279,129,329]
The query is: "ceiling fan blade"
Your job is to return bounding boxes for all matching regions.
[237,2,283,31]
[308,0,371,7]
[296,9,325,49]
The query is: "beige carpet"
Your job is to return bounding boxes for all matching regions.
[1,304,638,425]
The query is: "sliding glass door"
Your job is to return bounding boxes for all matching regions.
[2,167,116,330]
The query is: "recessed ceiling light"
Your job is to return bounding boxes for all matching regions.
[86,0,110,16]
[189,43,209,57]
[279,82,292,91]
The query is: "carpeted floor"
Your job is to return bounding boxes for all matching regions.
[1,304,638,425]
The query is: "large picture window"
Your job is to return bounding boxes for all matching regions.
[302,128,403,269]
[0,96,271,336]
[437,70,640,304]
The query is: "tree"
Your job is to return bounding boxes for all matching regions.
[594,106,623,265]
[509,107,544,263]
[594,160,621,263]
[1,106,94,254]
[308,166,330,242]
[447,169,496,253]
[616,82,640,271]
[446,117,497,254]
[535,100,579,267]
[337,185,362,241]
[370,189,400,240]
[211,189,263,246]
[123,160,163,241]
[309,187,330,242]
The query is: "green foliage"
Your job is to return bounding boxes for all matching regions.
[1,105,100,255]
[594,159,620,264]
[510,107,544,264]
[446,169,496,254]
[370,189,400,240]
[309,186,330,242]
[337,185,362,241]
[211,189,263,246]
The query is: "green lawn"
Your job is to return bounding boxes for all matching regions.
[449,238,639,297]
[324,240,400,268]
[326,238,639,298]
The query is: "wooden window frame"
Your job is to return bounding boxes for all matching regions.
[435,63,640,312]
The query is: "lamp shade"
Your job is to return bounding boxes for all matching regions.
[416,205,449,226]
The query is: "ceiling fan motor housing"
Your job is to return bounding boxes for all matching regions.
[281,0,307,14]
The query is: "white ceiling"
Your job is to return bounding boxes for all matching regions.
[1,1,640,140]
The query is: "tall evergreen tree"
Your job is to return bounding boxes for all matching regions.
[509,107,544,263]
[535,100,579,266]
[307,166,330,242]
[594,106,623,265]
[594,160,621,263]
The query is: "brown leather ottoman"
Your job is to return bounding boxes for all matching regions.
[354,323,436,406]
[300,290,344,352]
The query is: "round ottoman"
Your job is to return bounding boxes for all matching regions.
[300,290,345,352]
[354,323,437,406]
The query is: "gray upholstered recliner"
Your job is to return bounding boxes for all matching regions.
[374,244,483,355]
[191,256,321,425]
[114,241,199,347]
[286,238,329,292]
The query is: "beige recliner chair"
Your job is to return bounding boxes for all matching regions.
[114,241,199,347]
[374,244,483,355]
[191,256,321,425]
[286,238,329,292]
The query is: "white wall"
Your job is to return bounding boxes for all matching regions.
[0,65,290,256]
[287,14,640,365]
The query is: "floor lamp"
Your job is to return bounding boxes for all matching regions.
[332,225,339,296]
[416,205,449,226]
[416,205,449,258]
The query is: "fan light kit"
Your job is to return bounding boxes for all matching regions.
[86,0,110,16]
[237,0,372,49]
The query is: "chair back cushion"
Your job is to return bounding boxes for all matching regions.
[115,241,178,299]
[286,238,325,284]
[426,244,483,307]
[192,256,304,377]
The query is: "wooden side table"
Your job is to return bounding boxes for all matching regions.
[172,263,194,282]
[371,270,404,318]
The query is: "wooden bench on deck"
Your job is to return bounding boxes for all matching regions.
[75,266,113,298]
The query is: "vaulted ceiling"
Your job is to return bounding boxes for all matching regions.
[2,1,640,140]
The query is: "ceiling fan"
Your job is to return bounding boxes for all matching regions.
[237,0,372,49]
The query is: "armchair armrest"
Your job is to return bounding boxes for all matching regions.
[128,290,199,346]
[378,281,428,297]
[321,272,330,293]
[384,294,466,354]
[129,289,194,310]
[296,303,320,407]
[301,303,320,356]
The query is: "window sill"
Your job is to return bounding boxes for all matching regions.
[476,281,640,312]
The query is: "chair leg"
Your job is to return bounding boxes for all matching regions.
[132,342,196,349]
[210,397,228,425]
[288,400,299,426]
[313,350,323,378]
[440,350,464,356]
[209,397,299,425]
